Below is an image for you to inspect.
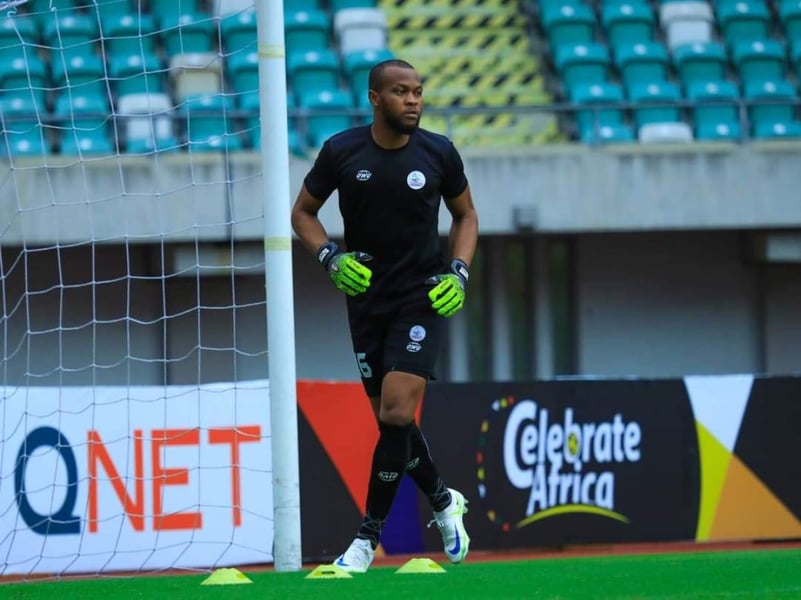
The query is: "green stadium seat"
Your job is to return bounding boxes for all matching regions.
[329,0,376,11]
[227,50,258,94]
[342,47,394,101]
[779,0,801,41]
[614,41,669,88]
[792,41,801,78]
[672,41,727,87]
[183,93,243,152]
[0,92,49,156]
[570,81,635,143]
[299,88,354,149]
[238,90,260,148]
[627,80,683,127]
[220,8,256,54]
[744,79,801,138]
[716,0,770,47]
[284,0,322,10]
[100,13,158,56]
[86,0,133,21]
[150,0,202,26]
[0,14,39,61]
[52,54,106,98]
[287,49,341,102]
[161,12,215,56]
[0,55,48,106]
[109,53,165,97]
[686,80,741,140]
[601,1,655,47]
[542,3,596,48]
[554,43,611,91]
[55,93,114,155]
[732,39,787,84]
[284,9,330,56]
[42,13,98,60]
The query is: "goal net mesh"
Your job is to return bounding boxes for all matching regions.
[0,0,276,577]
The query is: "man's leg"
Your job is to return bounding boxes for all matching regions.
[368,398,451,512]
[356,371,425,547]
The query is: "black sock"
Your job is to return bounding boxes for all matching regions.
[357,421,411,549]
[406,423,452,513]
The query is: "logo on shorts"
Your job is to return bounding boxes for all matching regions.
[409,325,426,341]
[407,170,426,190]
[406,342,422,353]
[378,471,399,482]
[356,169,372,181]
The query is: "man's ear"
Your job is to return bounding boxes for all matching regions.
[368,89,379,107]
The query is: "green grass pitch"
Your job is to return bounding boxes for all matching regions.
[2,548,799,599]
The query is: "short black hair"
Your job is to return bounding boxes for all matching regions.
[368,59,416,92]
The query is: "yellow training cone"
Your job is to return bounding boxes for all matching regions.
[395,557,447,574]
[200,567,253,585]
[305,564,353,579]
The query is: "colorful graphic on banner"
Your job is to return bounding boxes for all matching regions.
[422,380,701,550]
[686,375,801,541]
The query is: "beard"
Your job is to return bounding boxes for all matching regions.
[385,111,420,135]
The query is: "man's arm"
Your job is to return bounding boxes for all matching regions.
[290,183,330,255]
[444,184,479,266]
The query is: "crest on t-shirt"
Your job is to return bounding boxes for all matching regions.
[406,170,426,190]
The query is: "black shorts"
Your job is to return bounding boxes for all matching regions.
[347,288,446,398]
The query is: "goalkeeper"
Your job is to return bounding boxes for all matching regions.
[291,59,479,574]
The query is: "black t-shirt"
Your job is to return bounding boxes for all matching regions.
[304,125,469,313]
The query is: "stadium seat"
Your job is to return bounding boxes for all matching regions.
[659,1,714,48]
[283,0,321,10]
[716,0,770,47]
[285,9,330,56]
[51,54,106,99]
[792,41,801,78]
[238,90,260,148]
[778,0,801,42]
[745,79,801,138]
[160,12,215,56]
[0,14,39,62]
[672,41,728,87]
[219,7,256,53]
[570,82,635,143]
[109,53,165,97]
[183,93,243,151]
[227,49,258,93]
[638,121,694,143]
[287,49,341,101]
[330,0,376,11]
[42,13,98,60]
[753,120,801,138]
[732,39,787,84]
[614,42,669,88]
[601,1,655,47]
[342,47,394,101]
[100,13,158,56]
[0,55,48,105]
[686,80,741,140]
[54,93,114,155]
[86,0,133,22]
[299,88,354,149]
[169,53,223,100]
[150,0,202,25]
[554,43,611,91]
[116,92,178,153]
[333,7,388,55]
[0,92,49,157]
[541,3,596,48]
[627,80,684,128]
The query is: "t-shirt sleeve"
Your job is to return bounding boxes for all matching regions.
[303,140,339,201]
[440,140,469,200]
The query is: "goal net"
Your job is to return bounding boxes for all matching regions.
[0,0,282,577]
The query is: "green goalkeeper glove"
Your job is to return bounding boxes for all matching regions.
[427,259,469,318]
[317,242,373,296]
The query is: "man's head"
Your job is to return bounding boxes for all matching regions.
[367,59,423,135]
